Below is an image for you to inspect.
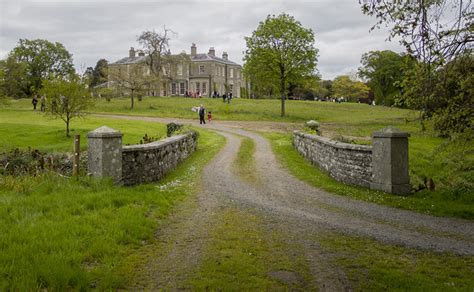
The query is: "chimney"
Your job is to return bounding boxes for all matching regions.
[208,47,215,57]
[191,43,197,56]
[129,47,136,58]
[222,51,228,60]
[138,50,145,57]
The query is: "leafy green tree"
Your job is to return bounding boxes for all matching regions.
[91,59,108,87]
[332,75,369,102]
[6,39,75,97]
[400,54,473,136]
[360,0,473,135]
[244,14,318,116]
[358,50,415,106]
[1,56,29,99]
[40,77,92,137]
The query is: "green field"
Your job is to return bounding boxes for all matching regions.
[8,96,420,136]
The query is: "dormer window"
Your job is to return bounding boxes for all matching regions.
[199,65,205,74]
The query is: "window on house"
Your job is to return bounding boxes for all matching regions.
[196,82,200,93]
[230,68,234,78]
[222,66,225,76]
[199,65,205,74]
[202,82,207,95]
[171,83,177,95]
[180,82,185,95]
[177,64,183,76]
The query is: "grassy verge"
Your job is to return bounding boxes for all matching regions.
[319,232,474,290]
[0,125,225,290]
[188,208,312,290]
[265,132,474,219]
[232,137,259,184]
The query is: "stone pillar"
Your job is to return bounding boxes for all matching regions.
[87,126,123,183]
[371,127,411,195]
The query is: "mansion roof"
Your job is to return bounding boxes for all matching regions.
[111,53,240,66]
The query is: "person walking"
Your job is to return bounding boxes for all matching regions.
[222,93,227,103]
[207,111,212,123]
[228,92,232,104]
[32,95,38,110]
[198,104,206,125]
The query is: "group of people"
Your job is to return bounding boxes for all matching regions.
[196,104,212,125]
[185,90,234,105]
[31,95,47,112]
[185,91,202,98]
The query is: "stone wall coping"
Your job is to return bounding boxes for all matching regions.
[87,126,123,138]
[372,126,411,138]
[122,133,191,153]
[293,131,372,152]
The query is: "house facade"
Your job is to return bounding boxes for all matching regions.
[108,43,244,97]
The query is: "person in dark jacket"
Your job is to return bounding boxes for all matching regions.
[198,104,206,124]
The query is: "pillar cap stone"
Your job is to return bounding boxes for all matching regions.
[372,126,410,138]
[87,126,123,138]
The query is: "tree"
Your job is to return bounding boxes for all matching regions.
[244,14,318,116]
[108,64,154,109]
[360,0,472,67]
[40,77,92,137]
[358,50,415,106]
[137,27,173,96]
[360,0,473,134]
[6,39,75,98]
[91,59,108,87]
[332,75,369,102]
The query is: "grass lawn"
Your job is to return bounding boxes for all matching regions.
[265,132,474,219]
[8,96,419,134]
[0,110,226,289]
[0,109,167,152]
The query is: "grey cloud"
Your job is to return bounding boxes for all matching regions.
[0,0,403,79]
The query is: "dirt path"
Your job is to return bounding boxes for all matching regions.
[101,114,474,289]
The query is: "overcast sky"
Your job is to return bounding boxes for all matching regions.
[0,0,404,80]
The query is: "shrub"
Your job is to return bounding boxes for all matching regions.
[166,122,184,137]
[305,120,321,135]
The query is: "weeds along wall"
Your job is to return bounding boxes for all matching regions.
[87,126,197,185]
[293,131,373,188]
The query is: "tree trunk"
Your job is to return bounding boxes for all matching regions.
[130,90,134,109]
[66,119,70,137]
[280,76,286,117]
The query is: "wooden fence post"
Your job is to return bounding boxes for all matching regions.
[73,134,80,176]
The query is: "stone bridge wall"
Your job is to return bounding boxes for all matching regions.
[121,132,197,185]
[293,131,373,187]
[87,126,197,186]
